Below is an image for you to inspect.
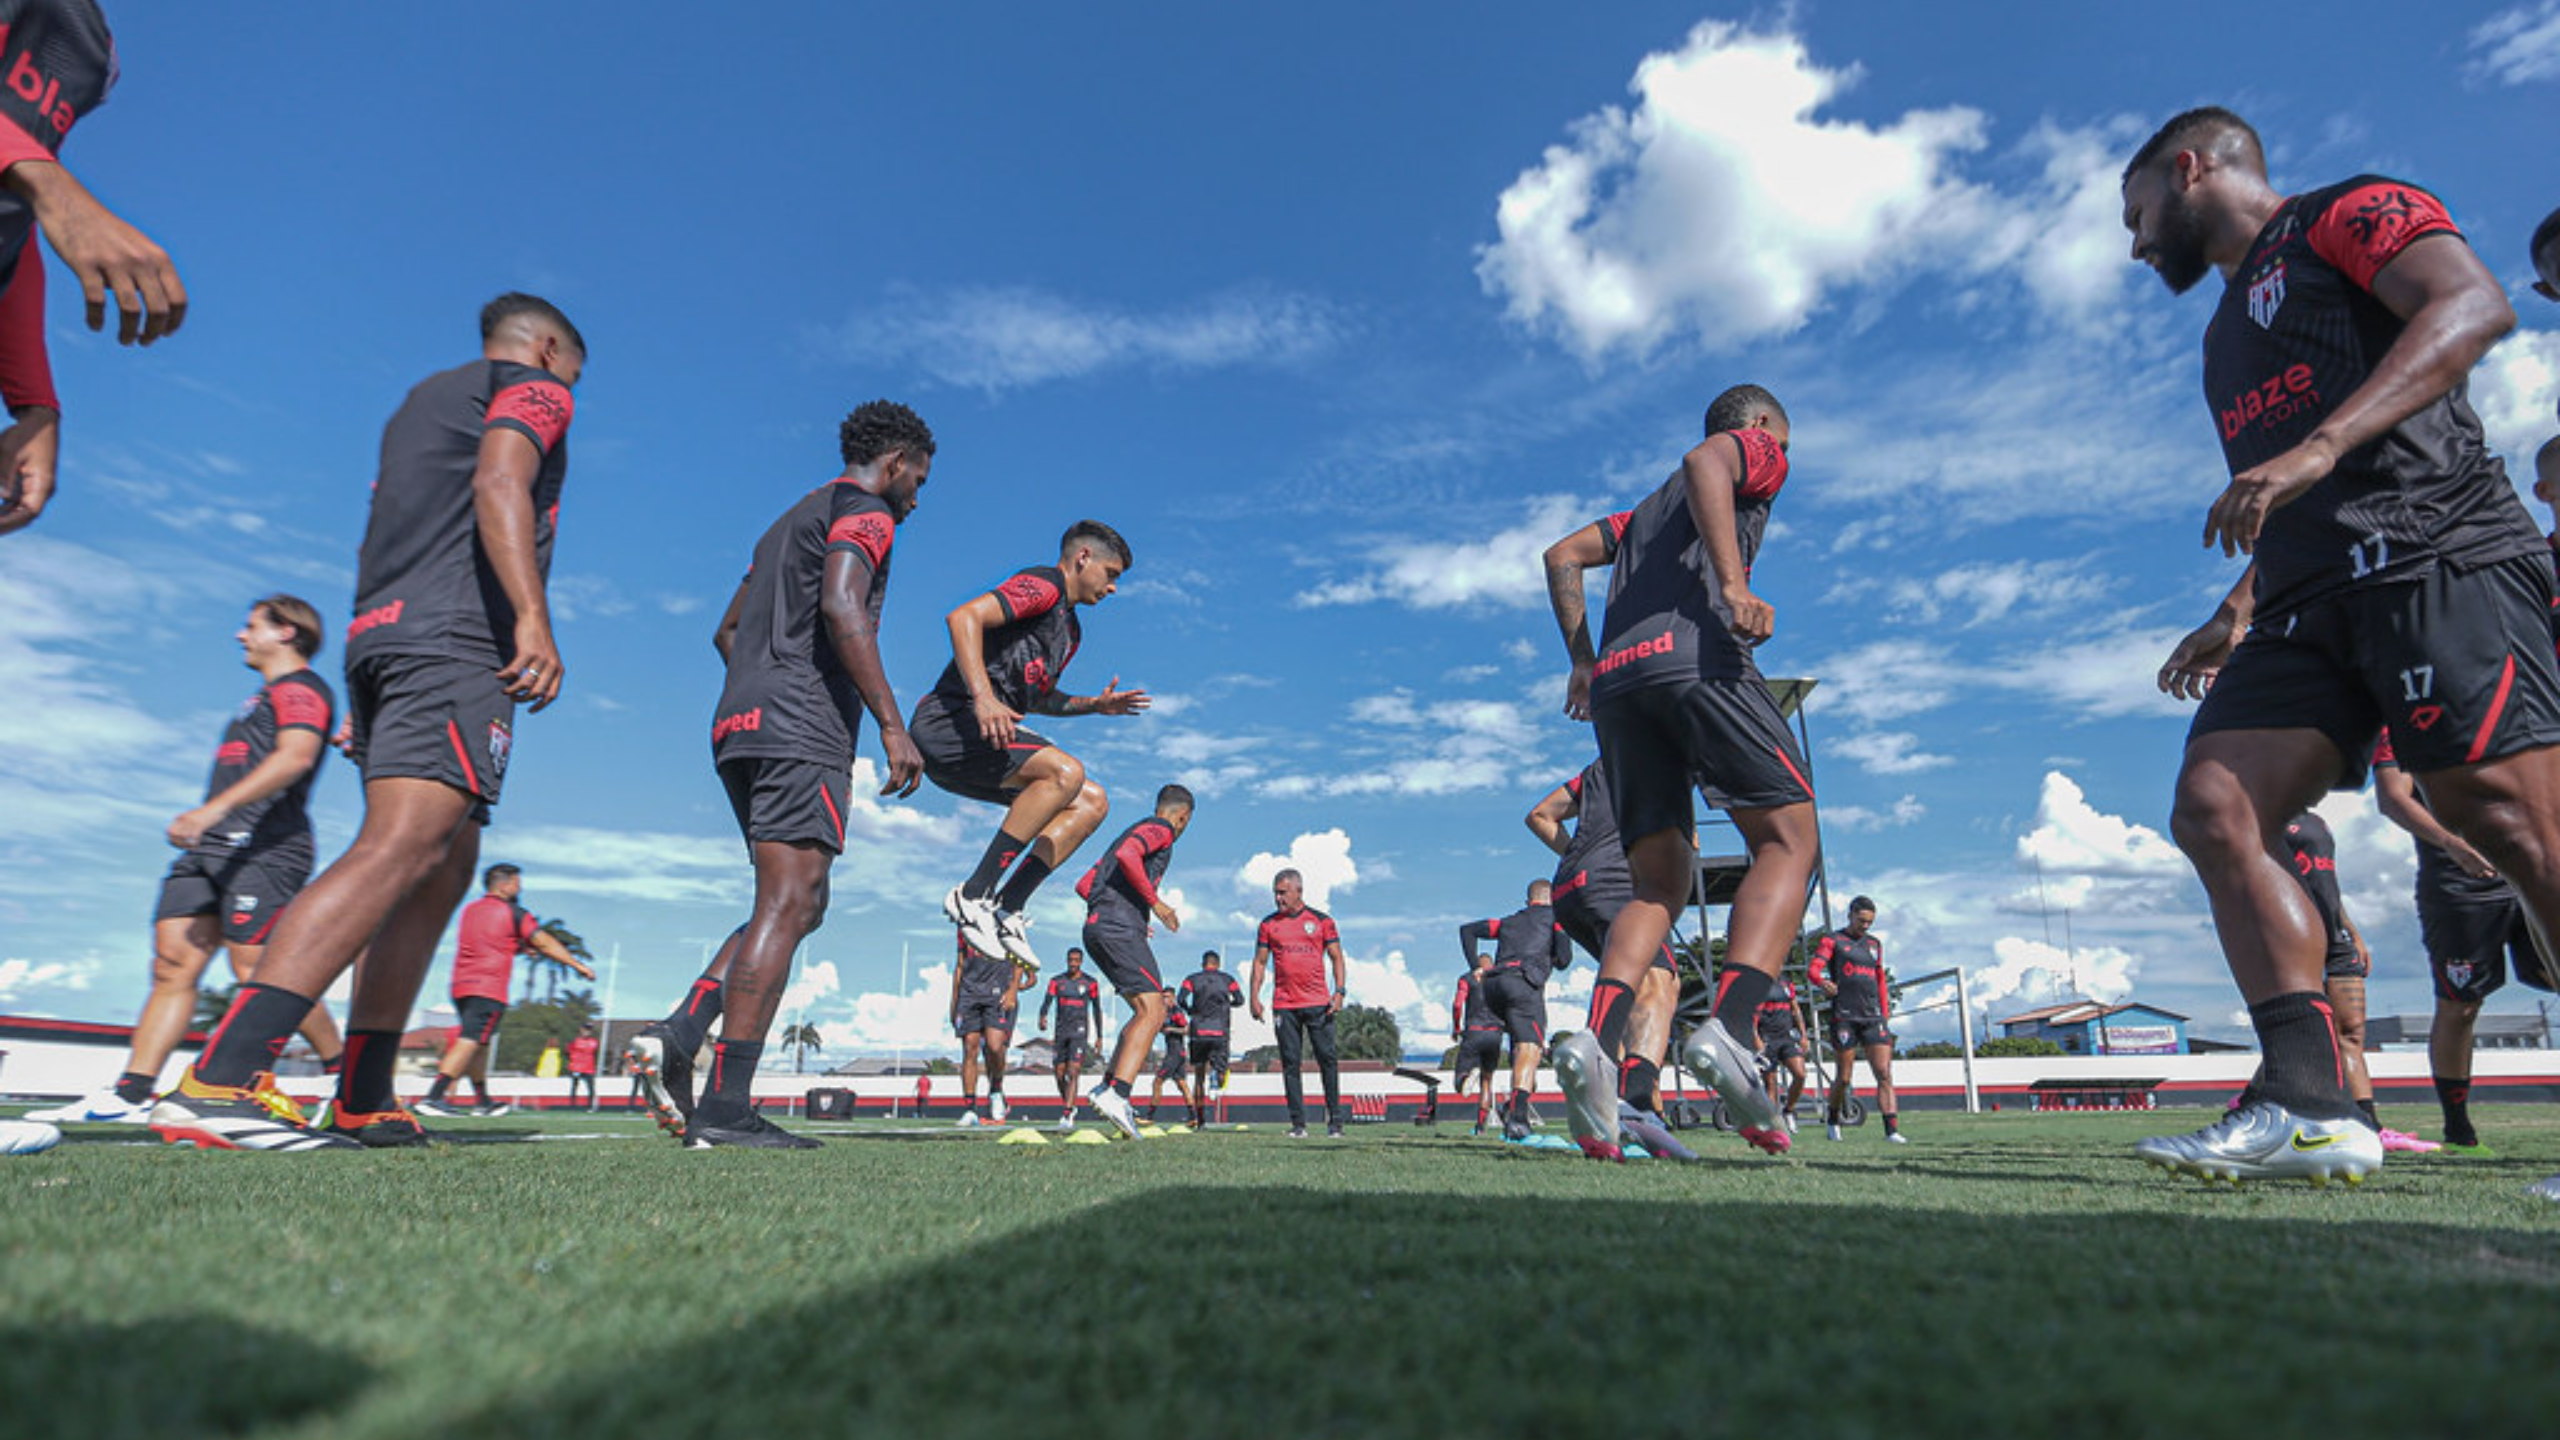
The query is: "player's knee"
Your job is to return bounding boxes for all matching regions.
[2168,770,2256,865]
[151,948,208,989]
[1073,778,1108,821]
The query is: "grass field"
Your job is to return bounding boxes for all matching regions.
[6,1104,2559,1440]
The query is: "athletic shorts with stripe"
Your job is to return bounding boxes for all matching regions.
[908,692,1054,805]
[1452,1029,1504,1076]
[718,755,851,854]
[155,846,313,946]
[1831,1018,1892,1051]
[2422,890,2557,1003]
[1482,968,1548,1047]
[345,651,517,815]
[954,996,1014,1039]
[1155,1045,1188,1082]
[1081,921,1163,996]
[454,995,506,1046]
[1596,677,1814,843]
[1187,1036,1229,1079]
[2190,553,2560,789]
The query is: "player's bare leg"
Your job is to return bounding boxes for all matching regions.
[128,917,222,1083]
[2168,731,2339,1003]
[256,778,481,1007]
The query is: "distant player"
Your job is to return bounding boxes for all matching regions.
[1071,784,1192,1140]
[918,521,1150,971]
[1250,868,1351,1138]
[1812,897,1903,1144]
[34,596,341,1125]
[152,294,585,1152]
[1448,952,1502,1134]
[1754,975,1807,1133]
[565,1022,599,1111]
[1461,880,1573,1141]
[1148,993,1189,1121]
[416,864,591,1118]
[1544,384,1815,1162]
[949,929,1025,1126]
[1039,947,1103,1129]
[1177,949,1242,1128]
[2130,109,2560,1186]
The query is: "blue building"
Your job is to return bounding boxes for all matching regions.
[1998,1001,2189,1056]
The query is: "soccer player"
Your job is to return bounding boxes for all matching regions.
[1755,974,1807,1133]
[1462,880,1574,1141]
[0,0,189,537]
[1177,949,1242,1128]
[33,597,341,1125]
[1448,952,1503,1134]
[1525,758,1682,1118]
[565,1022,599,1111]
[1544,384,1814,1162]
[150,294,584,1152]
[949,929,1024,1126]
[1812,897,1903,1144]
[1071,784,1191,1140]
[415,864,591,1118]
[1038,947,1103,1129]
[916,521,1150,970]
[2276,813,2399,1143]
[1148,992,1189,1121]
[2128,109,2560,1186]
[1250,868,1351,1138]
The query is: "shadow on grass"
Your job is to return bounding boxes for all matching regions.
[450,1188,2560,1440]
[3,1315,372,1440]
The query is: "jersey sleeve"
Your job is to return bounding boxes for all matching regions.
[486,373,575,456]
[1319,914,1341,946]
[0,247,56,413]
[1595,511,1634,563]
[514,905,540,948]
[2308,181,2462,293]
[2371,731,2399,769]
[994,568,1064,623]
[1452,978,1469,1031]
[1808,934,1835,987]
[1550,922,1574,970]
[827,494,896,574]
[269,676,334,735]
[1111,824,1166,906]
[1459,919,1493,962]
[1729,429,1789,502]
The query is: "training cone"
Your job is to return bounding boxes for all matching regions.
[1064,1127,1112,1146]
[1137,1124,1170,1138]
[998,1128,1052,1146]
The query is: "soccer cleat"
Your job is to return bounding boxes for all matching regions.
[2438,1139,2497,1159]
[1619,1103,1698,1162]
[625,1026,694,1140]
[2377,1128,2438,1154]
[992,908,1042,969]
[989,1094,1009,1124]
[1287,1125,1308,1139]
[1054,1110,1077,1133]
[686,1111,821,1150]
[1886,1131,1909,1145]
[1551,1030,1622,1162]
[1499,1093,1531,1142]
[955,1110,982,1128]
[322,1104,436,1149]
[1088,1086,1142,1141]
[1326,1122,1345,1139]
[149,1071,356,1152]
[0,1119,62,1155]
[944,886,1008,963]
[2133,1101,2384,1186]
[27,1089,151,1125]
[476,1102,514,1118]
[1782,1112,1799,1135]
[1680,1018,1788,1155]
[412,1097,467,1119]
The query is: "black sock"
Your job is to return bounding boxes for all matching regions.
[666,977,724,1053]
[2246,992,2356,1119]
[1619,1056,1659,1110]
[196,983,314,1087]
[1827,1100,1842,1124]
[964,831,1030,900]
[318,1052,344,1075]
[1108,1076,1132,1099]
[1882,1112,1900,1135]
[699,1039,765,1125]
[338,1029,403,1115]
[995,853,1056,912]
[2354,1097,2380,1131]
[2435,1076,2477,1145]
[1586,979,1635,1059]
[426,1074,452,1103]
[1712,966,1774,1033]
[113,1071,155,1105]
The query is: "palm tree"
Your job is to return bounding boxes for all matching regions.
[779,1022,826,1074]
[531,919,595,1003]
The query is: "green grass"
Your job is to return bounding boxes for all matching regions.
[5,1105,2559,1439]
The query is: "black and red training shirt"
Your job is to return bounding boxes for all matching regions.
[1591,428,1791,700]
[712,479,898,769]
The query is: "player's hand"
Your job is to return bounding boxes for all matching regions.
[1722,582,1774,644]
[2446,838,2500,880]
[498,618,564,710]
[1153,901,1181,932]
[973,692,1022,746]
[1564,659,1593,720]
[17,163,187,344]
[1328,991,1344,1014]
[1091,677,1150,716]
[878,725,924,797]
[0,406,59,535]
[1249,998,1265,1022]
[166,804,224,849]
[1819,983,1837,997]
[2205,436,2336,557]
[2157,614,2238,702]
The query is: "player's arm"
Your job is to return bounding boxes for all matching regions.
[1543,520,1615,719]
[1326,940,1349,1014]
[2159,564,2255,702]
[1458,919,1493,967]
[821,547,921,796]
[2373,764,2499,878]
[1550,922,1574,973]
[1037,980,1055,1031]
[948,963,964,1027]
[712,577,748,663]
[1526,783,1578,856]
[167,728,326,848]
[474,426,565,710]
[1248,942,1271,1022]
[942,590,1025,745]
[1809,935,1838,997]
[0,158,185,345]
[0,249,58,536]
[528,927,595,981]
[2344,912,2372,974]
[1109,828,1179,931]
[2208,211,2515,556]
[1032,675,1152,719]
[1451,978,1467,1040]
[1679,436,1772,643]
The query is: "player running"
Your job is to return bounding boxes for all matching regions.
[1038,948,1103,1129]
[1461,880,1574,1141]
[1250,868,1351,1138]
[1148,992,1189,1121]
[1811,897,1903,1144]
[918,522,1149,971]
[1176,950,1242,1128]
[414,864,590,1118]
[2128,109,2560,1186]
[1544,385,1814,1162]
[1525,758,1681,1123]
[34,596,341,1125]
[949,930,1026,1126]
[1448,952,1503,1134]
[1071,784,1192,1140]
[1755,975,1808,1133]
[151,294,584,1152]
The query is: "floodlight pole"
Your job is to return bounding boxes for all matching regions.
[1956,966,1979,1114]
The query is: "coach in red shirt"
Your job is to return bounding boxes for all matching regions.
[417,863,589,1116]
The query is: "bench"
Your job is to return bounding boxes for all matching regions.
[2027,1077,2165,1112]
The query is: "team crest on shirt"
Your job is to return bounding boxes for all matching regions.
[1023,656,1050,694]
[488,719,514,780]
[2247,259,2286,328]
[1301,918,1318,937]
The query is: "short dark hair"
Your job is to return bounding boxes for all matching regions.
[1061,519,1133,570]
[1066,946,1085,960]
[1203,950,1221,965]
[840,399,936,467]
[480,292,586,358]
[1157,783,1195,812]
[1704,384,1785,437]
[1848,895,1876,914]
[2533,207,2560,267]
[484,863,521,891]
[2122,106,2264,186]
[254,593,323,660]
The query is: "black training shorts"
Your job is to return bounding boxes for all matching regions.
[1762,1037,1805,1065]
[1452,1029,1504,1076]
[155,845,312,945]
[346,651,517,811]
[1596,677,1815,845]
[1155,1045,1188,1082]
[1187,1036,1229,1079]
[908,692,1054,806]
[454,995,506,1046]
[1831,1017,1892,1051]
[718,755,851,853]
[2422,890,2556,1004]
[1052,1035,1090,1071]
[954,995,1014,1039]
[1482,968,1548,1047]
[1081,920,1163,996]
[1551,872,1630,962]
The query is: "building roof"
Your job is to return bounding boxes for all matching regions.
[1997,1000,2189,1027]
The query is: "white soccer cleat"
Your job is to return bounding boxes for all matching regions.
[26,1089,150,1125]
[944,886,1008,963]
[1550,1031,1621,1162]
[1886,1131,1909,1145]
[955,1110,982,1128]
[993,909,1042,970]
[1088,1085,1142,1141]
[1826,1123,1843,1142]
[2134,1101,2384,1187]
[1680,1017,1788,1154]
[989,1094,1009,1124]
[0,1119,63,1155]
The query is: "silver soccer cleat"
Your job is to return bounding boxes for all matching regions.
[1681,1016,1788,1153]
[2134,1101,2383,1187]
[1550,1030,1621,1161]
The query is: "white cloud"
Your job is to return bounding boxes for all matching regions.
[1830,730,1951,776]
[1827,794,1926,832]
[1268,692,1545,797]
[779,959,841,1019]
[1969,935,2138,1013]
[1835,558,2115,628]
[829,285,1344,392]
[1806,624,2191,734]
[1237,830,1361,910]
[1299,494,1588,612]
[0,956,98,1002]
[818,962,957,1054]
[2474,326,2560,483]
[2016,771,2184,878]
[2469,1,2560,85]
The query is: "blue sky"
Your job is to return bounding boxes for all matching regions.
[5,2,2559,1058]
